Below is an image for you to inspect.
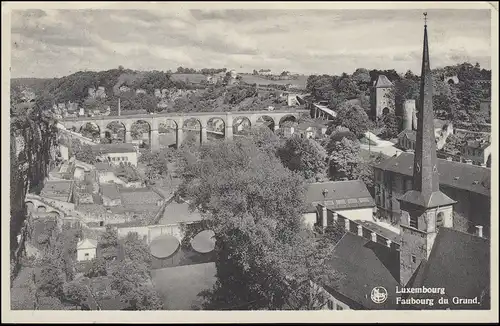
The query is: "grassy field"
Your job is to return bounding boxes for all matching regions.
[240,74,309,89]
[170,73,207,84]
[170,73,309,89]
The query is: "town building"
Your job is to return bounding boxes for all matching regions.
[370,75,395,118]
[460,138,491,167]
[304,180,375,229]
[283,121,328,139]
[40,180,74,202]
[397,119,453,151]
[319,20,490,310]
[77,238,98,262]
[100,184,122,207]
[92,143,138,167]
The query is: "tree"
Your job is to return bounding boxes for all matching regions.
[98,226,119,261]
[327,130,357,144]
[380,111,401,139]
[246,126,282,158]
[120,232,152,268]
[63,278,90,309]
[333,102,369,138]
[36,261,65,299]
[278,136,328,182]
[179,139,343,310]
[109,259,150,295]
[125,285,164,310]
[73,143,96,165]
[84,257,107,278]
[327,137,363,181]
[352,68,371,84]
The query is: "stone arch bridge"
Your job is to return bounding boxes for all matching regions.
[60,109,309,151]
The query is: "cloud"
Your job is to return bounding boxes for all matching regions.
[9,8,492,78]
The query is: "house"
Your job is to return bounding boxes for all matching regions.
[397,129,416,151]
[460,139,491,167]
[77,238,98,261]
[92,143,138,167]
[100,184,122,207]
[397,120,453,151]
[318,209,489,310]
[373,152,491,236]
[303,180,375,229]
[318,22,490,310]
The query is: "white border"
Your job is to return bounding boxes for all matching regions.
[2,1,498,323]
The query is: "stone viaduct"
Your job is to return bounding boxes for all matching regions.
[59,109,310,151]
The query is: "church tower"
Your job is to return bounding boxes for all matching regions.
[397,14,457,286]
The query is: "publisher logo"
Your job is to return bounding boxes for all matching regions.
[371,286,388,304]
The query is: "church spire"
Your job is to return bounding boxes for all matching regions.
[398,13,456,209]
[413,11,440,200]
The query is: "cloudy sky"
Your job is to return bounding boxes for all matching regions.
[10,7,492,78]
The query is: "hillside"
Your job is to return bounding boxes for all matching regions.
[240,74,308,89]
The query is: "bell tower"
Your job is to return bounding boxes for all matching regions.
[397,13,457,286]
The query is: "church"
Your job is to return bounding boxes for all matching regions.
[318,16,490,310]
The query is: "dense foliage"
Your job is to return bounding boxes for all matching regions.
[178,137,345,310]
[306,62,491,126]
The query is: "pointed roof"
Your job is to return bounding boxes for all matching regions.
[373,75,393,88]
[398,18,455,209]
[77,238,98,250]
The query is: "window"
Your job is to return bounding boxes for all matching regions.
[411,255,416,264]
[436,212,444,228]
[327,300,335,310]
[409,215,418,228]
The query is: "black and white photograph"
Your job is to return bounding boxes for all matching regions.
[2,1,498,323]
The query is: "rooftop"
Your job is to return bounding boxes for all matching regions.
[407,228,490,309]
[77,238,98,250]
[305,180,375,213]
[158,202,203,224]
[373,75,394,88]
[324,232,400,309]
[100,184,121,200]
[41,180,73,195]
[466,139,491,150]
[373,152,490,196]
[92,143,136,154]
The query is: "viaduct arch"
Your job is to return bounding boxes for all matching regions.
[60,109,309,151]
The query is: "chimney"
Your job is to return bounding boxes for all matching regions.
[357,225,363,237]
[446,157,453,161]
[344,219,350,231]
[371,232,377,242]
[322,206,327,229]
[333,211,338,222]
[476,225,483,238]
[386,239,392,248]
